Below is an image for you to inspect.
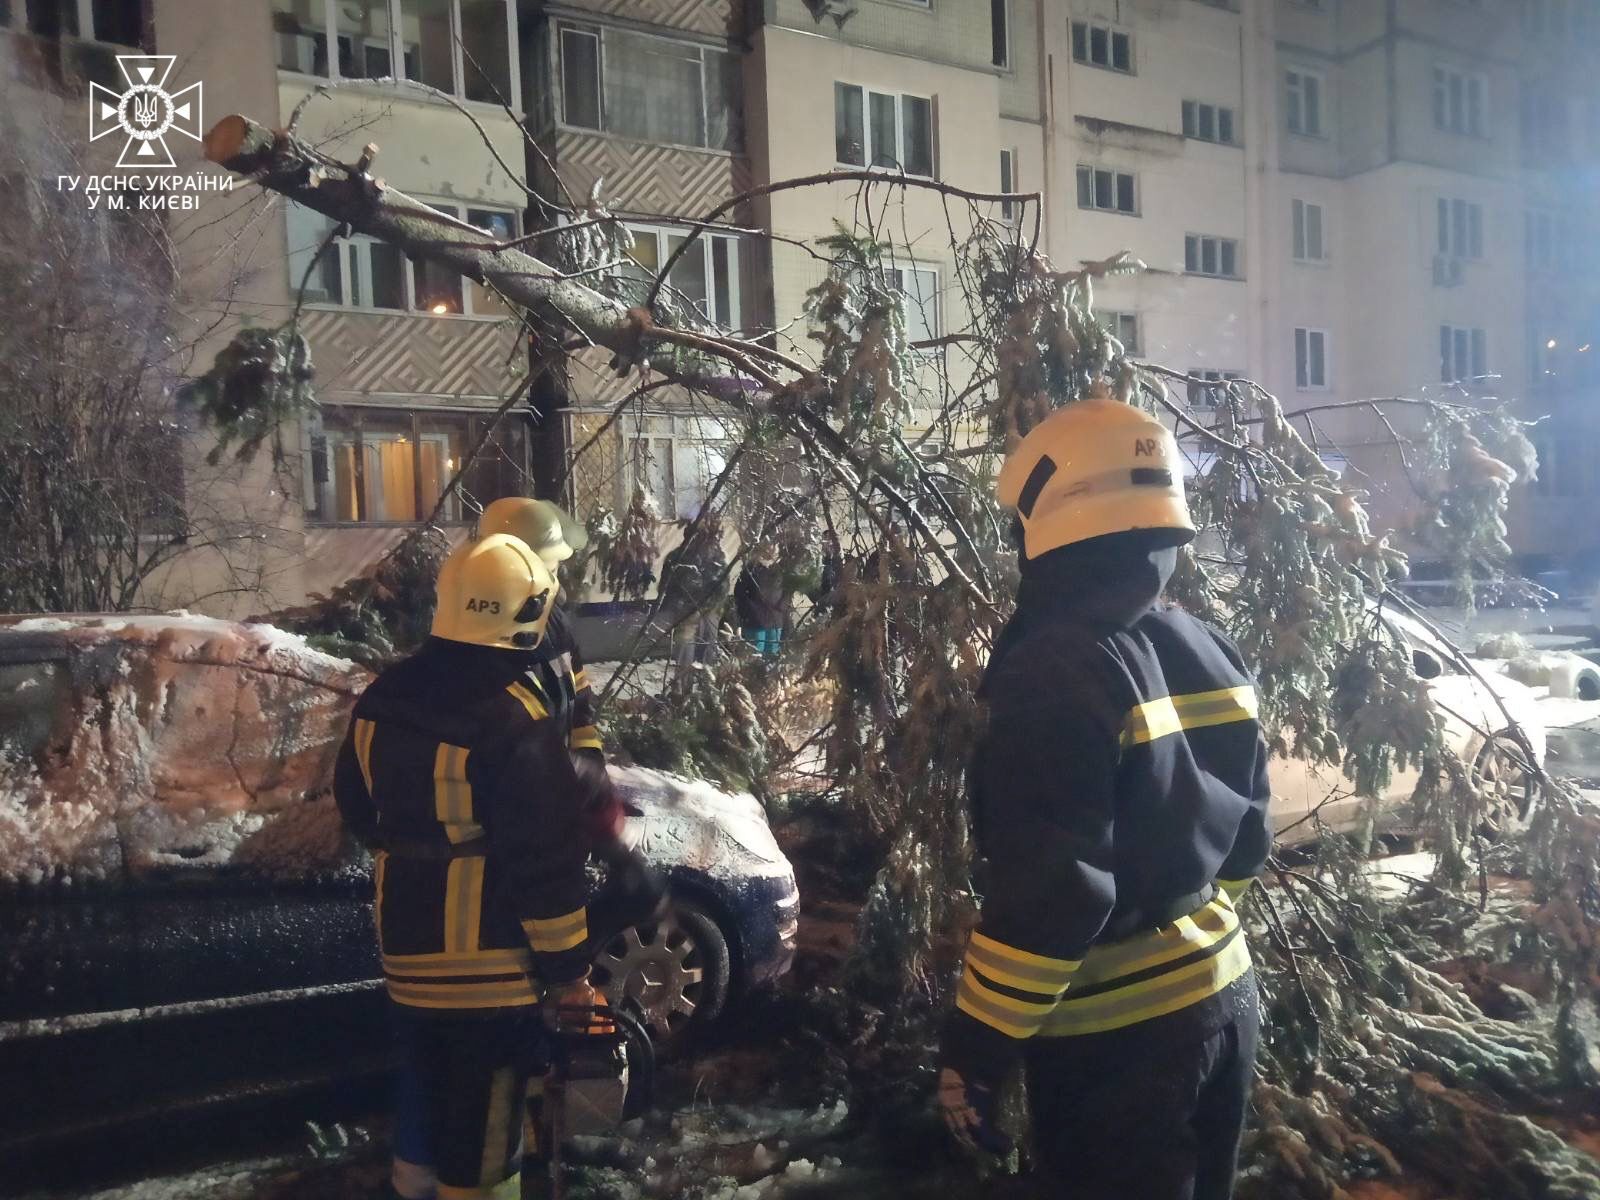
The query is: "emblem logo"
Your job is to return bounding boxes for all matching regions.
[89,55,203,170]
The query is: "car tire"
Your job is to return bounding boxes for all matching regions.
[1471,733,1540,838]
[589,898,730,1056]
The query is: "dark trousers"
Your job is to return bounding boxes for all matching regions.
[1024,973,1260,1200]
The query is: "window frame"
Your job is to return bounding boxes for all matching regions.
[1285,67,1326,138]
[998,147,1018,224]
[621,221,744,331]
[1432,63,1488,138]
[306,404,530,526]
[1076,164,1138,215]
[556,19,744,154]
[1439,324,1488,384]
[1292,198,1327,262]
[1185,233,1243,279]
[619,411,733,521]
[833,81,937,178]
[273,0,520,110]
[1186,369,1245,409]
[1098,310,1139,354]
[286,199,521,319]
[1436,196,1485,261]
[1182,99,1238,146]
[1295,327,1330,390]
[888,262,941,344]
[1070,19,1134,75]
[991,0,1010,69]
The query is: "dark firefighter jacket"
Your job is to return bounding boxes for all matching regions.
[334,631,605,1015]
[944,541,1271,1078]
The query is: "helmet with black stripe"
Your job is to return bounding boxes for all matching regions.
[997,396,1195,560]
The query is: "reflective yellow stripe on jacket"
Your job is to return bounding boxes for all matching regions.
[1121,685,1258,748]
[956,894,1251,1041]
[1041,892,1251,1037]
[955,932,1080,1040]
[523,906,588,954]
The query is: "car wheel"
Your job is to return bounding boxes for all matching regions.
[590,899,730,1054]
[1472,734,1539,837]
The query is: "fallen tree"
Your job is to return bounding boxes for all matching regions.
[196,108,1600,1197]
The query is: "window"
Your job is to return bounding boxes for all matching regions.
[6,0,143,42]
[1286,68,1323,137]
[1070,20,1133,74]
[1433,65,1487,137]
[834,83,935,176]
[623,413,731,520]
[309,407,528,524]
[889,264,940,343]
[1439,325,1487,383]
[1436,197,1484,260]
[285,200,519,316]
[1187,369,1244,409]
[1185,234,1241,278]
[1295,327,1328,389]
[1292,199,1326,261]
[1076,165,1137,214]
[558,21,742,152]
[274,0,516,105]
[1099,310,1139,354]
[991,0,1009,68]
[999,148,1017,223]
[1182,100,1237,145]
[619,223,744,329]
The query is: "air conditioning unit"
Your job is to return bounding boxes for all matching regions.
[1433,255,1464,287]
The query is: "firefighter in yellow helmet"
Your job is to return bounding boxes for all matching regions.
[937,396,1270,1200]
[335,534,611,1200]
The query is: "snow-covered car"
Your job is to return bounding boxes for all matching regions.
[1270,608,1548,845]
[0,615,797,1049]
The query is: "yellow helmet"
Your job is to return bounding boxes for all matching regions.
[998,396,1195,560]
[479,497,585,569]
[431,533,557,650]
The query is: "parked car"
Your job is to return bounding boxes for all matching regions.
[0,615,797,1047]
[1269,608,1548,845]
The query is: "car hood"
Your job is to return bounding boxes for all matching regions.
[610,765,792,883]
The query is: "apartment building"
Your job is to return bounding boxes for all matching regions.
[1046,0,1599,576]
[8,0,1593,620]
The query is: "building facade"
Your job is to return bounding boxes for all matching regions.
[6,0,1593,620]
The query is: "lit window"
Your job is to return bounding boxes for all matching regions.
[889,265,940,343]
[285,200,518,316]
[309,407,528,524]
